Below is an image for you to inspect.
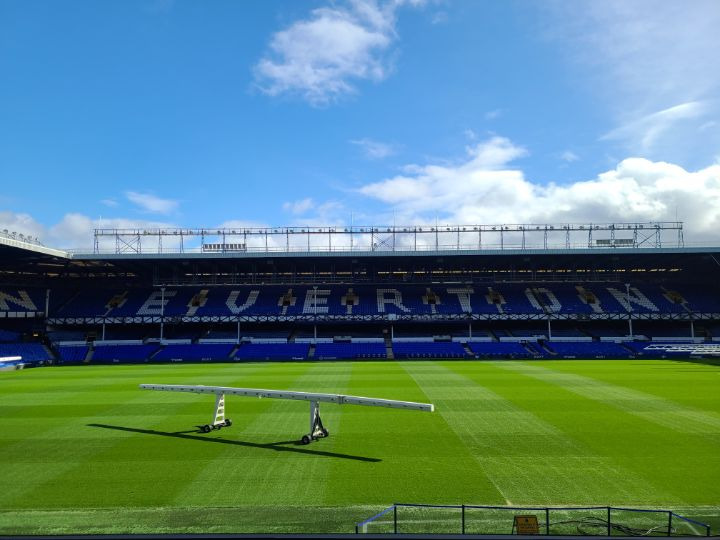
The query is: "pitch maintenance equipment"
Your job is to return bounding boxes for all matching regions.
[140,384,434,444]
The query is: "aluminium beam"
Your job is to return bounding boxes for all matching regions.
[140,383,433,444]
[140,384,434,412]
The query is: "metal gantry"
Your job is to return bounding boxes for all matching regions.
[92,222,685,254]
[140,383,434,444]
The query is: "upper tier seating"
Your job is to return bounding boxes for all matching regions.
[47,329,87,342]
[0,329,21,342]
[27,282,716,320]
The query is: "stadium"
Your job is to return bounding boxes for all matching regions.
[1,222,719,536]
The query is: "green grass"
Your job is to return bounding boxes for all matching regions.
[1,359,719,534]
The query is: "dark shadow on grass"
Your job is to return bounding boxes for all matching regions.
[87,423,380,462]
[670,357,720,369]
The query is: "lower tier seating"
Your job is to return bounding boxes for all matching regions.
[57,345,88,364]
[468,341,533,358]
[234,343,309,360]
[154,343,235,361]
[392,341,467,359]
[315,342,386,359]
[0,343,52,364]
[92,344,160,363]
[546,341,632,358]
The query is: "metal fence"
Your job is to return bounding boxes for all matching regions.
[355,504,712,536]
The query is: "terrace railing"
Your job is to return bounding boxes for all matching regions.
[355,503,712,536]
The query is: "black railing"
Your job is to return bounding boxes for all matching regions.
[355,503,712,536]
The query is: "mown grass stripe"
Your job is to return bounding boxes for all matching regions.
[0,360,718,535]
[496,361,720,444]
[446,361,710,506]
[322,361,507,507]
[0,363,270,509]
[172,362,353,507]
[406,362,672,505]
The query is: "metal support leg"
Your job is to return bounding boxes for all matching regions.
[213,393,225,425]
[199,393,232,433]
[301,400,328,444]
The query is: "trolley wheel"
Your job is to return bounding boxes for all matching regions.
[201,424,211,433]
[301,435,311,445]
[224,418,233,427]
[321,428,329,437]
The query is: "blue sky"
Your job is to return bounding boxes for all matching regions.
[1,0,719,248]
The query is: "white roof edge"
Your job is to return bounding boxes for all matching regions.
[0,235,70,258]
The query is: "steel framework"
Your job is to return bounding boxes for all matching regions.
[45,311,720,326]
[140,383,433,443]
[92,222,685,254]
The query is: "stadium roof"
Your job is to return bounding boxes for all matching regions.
[3,238,720,287]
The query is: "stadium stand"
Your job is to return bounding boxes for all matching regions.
[23,282,719,319]
[154,343,235,361]
[0,329,21,342]
[392,341,467,359]
[545,341,632,358]
[0,343,52,364]
[57,345,89,364]
[1,221,719,364]
[468,341,535,358]
[234,343,309,360]
[314,342,386,359]
[92,344,160,363]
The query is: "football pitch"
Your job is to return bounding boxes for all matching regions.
[1,359,719,535]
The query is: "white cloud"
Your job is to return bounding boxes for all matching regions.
[0,210,178,250]
[484,109,502,120]
[560,150,579,163]
[254,0,419,105]
[51,214,177,250]
[100,198,118,207]
[430,11,448,25]
[543,1,720,158]
[283,197,315,215]
[549,1,720,108]
[125,191,178,214]
[350,137,397,159]
[0,211,45,240]
[601,101,709,152]
[358,137,720,241]
[292,200,346,227]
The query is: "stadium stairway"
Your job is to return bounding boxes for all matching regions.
[461,342,476,358]
[84,345,93,364]
[53,290,81,316]
[383,332,394,359]
[533,341,554,357]
[522,342,542,357]
[148,347,162,362]
[42,343,56,363]
[308,343,316,359]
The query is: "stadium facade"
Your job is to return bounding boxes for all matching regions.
[1,222,719,367]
